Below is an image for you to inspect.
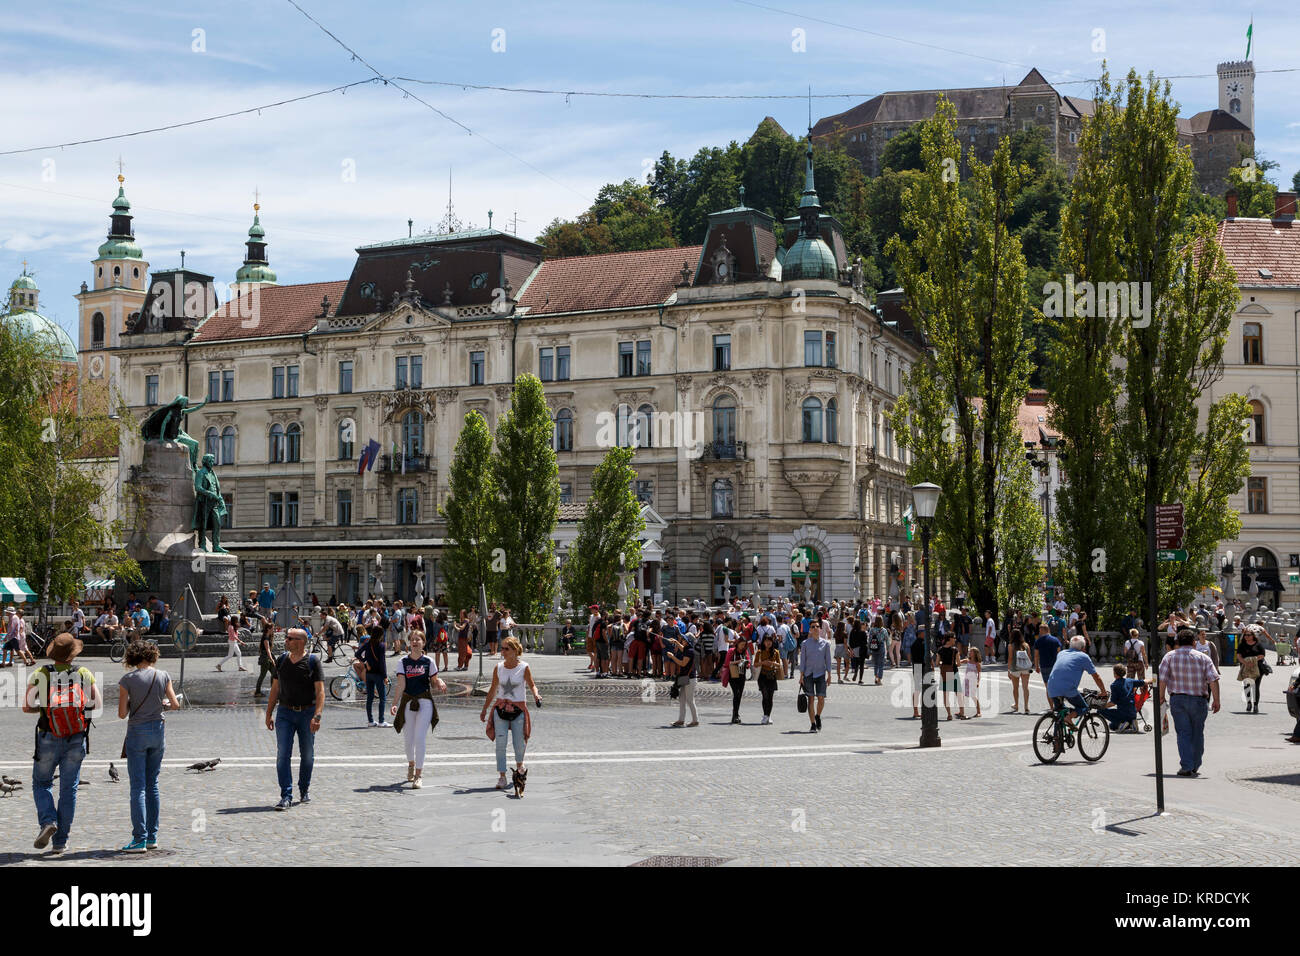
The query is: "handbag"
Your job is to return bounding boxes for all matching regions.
[121,671,159,759]
[797,686,808,713]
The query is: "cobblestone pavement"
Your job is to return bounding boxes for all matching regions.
[2,656,1298,865]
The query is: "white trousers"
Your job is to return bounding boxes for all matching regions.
[401,698,433,768]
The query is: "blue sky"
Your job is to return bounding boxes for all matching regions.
[3,0,1297,346]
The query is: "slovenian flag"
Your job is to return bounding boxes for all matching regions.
[358,438,381,474]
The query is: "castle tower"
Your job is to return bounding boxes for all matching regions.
[77,172,148,397]
[233,199,278,293]
[1218,60,1255,131]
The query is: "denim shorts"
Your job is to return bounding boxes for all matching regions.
[802,674,828,697]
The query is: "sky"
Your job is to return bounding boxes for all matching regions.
[2,0,1297,347]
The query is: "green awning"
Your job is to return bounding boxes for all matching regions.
[0,577,37,603]
[83,579,115,591]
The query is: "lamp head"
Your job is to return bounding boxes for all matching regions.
[911,481,942,521]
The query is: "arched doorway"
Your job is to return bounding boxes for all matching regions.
[790,545,822,603]
[1242,547,1282,610]
[710,544,739,603]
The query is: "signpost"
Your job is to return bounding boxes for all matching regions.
[1155,502,1184,549]
[1157,549,1188,562]
[1151,501,1183,815]
[172,619,199,702]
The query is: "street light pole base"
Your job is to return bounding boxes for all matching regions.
[919,730,942,748]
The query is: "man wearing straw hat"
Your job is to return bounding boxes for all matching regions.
[23,633,101,854]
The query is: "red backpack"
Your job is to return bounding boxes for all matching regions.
[44,665,90,737]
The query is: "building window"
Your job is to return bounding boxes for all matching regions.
[712,479,735,518]
[145,375,158,407]
[636,340,652,376]
[92,313,105,348]
[269,492,284,527]
[713,334,731,371]
[825,331,837,368]
[287,365,299,398]
[208,371,221,402]
[339,360,353,394]
[636,480,654,505]
[221,426,236,465]
[539,347,554,382]
[857,341,864,377]
[220,494,233,529]
[1069,131,1078,144]
[222,370,234,402]
[559,482,574,505]
[397,488,419,525]
[338,420,354,459]
[883,421,894,458]
[272,366,285,399]
[396,355,423,389]
[616,403,634,448]
[469,350,485,385]
[618,341,634,377]
[635,404,654,448]
[1249,400,1266,445]
[804,331,822,367]
[285,492,299,527]
[337,489,352,526]
[826,398,839,443]
[713,393,736,448]
[205,427,219,460]
[1036,104,1044,114]
[1243,322,1263,364]
[269,424,285,462]
[556,346,571,381]
[402,410,424,458]
[285,423,302,463]
[554,408,573,452]
[1247,476,1267,514]
[802,397,823,442]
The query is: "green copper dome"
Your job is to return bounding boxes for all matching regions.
[247,212,265,241]
[783,234,839,281]
[235,262,278,283]
[10,273,37,292]
[112,185,131,212]
[4,288,77,364]
[98,237,144,259]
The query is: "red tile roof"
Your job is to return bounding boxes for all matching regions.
[193,280,347,342]
[517,245,702,316]
[1215,217,1300,287]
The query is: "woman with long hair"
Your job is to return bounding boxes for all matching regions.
[456,609,473,671]
[390,631,445,788]
[888,610,903,669]
[833,620,849,684]
[754,629,782,724]
[117,640,181,852]
[480,637,542,796]
[431,610,450,673]
[1007,627,1033,714]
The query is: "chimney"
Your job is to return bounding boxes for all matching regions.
[1274,191,1297,222]
[1226,189,1238,218]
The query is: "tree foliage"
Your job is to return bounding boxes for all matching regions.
[560,446,646,610]
[438,411,498,615]
[537,179,676,258]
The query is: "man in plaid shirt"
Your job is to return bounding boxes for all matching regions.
[1158,629,1221,777]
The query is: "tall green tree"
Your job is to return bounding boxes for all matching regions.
[439,411,498,614]
[536,179,675,258]
[888,95,1042,620]
[491,375,559,624]
[1226,146,1280,218]
[560,446,646,610]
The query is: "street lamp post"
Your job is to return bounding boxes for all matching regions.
[912,482,942,749]
[752,553,761,610]
[724,557,732,607]
[1221,551,1235,603]
[618,552,628,612]
[854,551,861,605]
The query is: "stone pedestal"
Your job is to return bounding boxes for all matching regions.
[120,442,240,630]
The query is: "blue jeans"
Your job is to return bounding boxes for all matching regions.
[1169,693,1209,772]
[275,707,316,799]
[32,731,87,848]
[365,674,388,724]
[126,719,165,843]
[872,651,885,679]
[493,710,526,773]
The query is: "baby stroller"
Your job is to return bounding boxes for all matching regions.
[1130,683,1153,733]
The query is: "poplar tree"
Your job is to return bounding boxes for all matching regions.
[560,446,645,610]
[439,410,498,614]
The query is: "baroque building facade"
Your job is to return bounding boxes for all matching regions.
[99,150,935,610]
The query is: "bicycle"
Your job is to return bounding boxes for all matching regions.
[1032,689,1111,764]
[301,620,355,666]
[329,665,365,702]
[111,631,159,663]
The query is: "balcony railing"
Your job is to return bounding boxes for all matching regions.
[380,453,432,473]
[700,440,747,460]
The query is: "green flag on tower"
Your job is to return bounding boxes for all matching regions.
[1246,18,1252,59]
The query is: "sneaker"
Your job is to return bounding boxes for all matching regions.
[809,723,819,733]
[48,845,65,856]
[120,839,148,854]
[378,721,390,728]
[34,823,57,849]
[670,721,684,727]
[298,793,311,805]
[1176,769,1195,777]
[686,721,699,727]
[815,714,822,730]
[369,720,378,727]
[275,797,293,810]
[413,777,423,789]
[145,840,158,850]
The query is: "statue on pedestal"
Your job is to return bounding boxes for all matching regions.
[193,453,228,553]
[140,394,207,471]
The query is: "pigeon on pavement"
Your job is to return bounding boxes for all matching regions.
[108,763,120,783]
[2,775,21,787]
[204,758,222,770]
[0,783,16,797]
[186,761,209,772]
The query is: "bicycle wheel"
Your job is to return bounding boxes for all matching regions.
[1032,713,1062,764]
[330,642,356,666]
[109,639,126,663]
[1077,712,1111,762]
[329,675,355,702]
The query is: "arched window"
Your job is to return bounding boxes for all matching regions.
[338,419,354,460]
[712,393,736,453]
[1243,322,1263,364]
[801,397,823,442]
[221,426,236,465]
[826,398,839,443]
[204,427,219,461]
[554,408,573,452]
[635,404,654,448]
[616,403,633,448]
[402,410,424,458]
[91,312,105,348]
[269,424,285,462]
[1249,400,1266,445]
[285,423,302,463]
[712,479,735,518]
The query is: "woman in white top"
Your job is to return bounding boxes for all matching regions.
[480,637,542,796]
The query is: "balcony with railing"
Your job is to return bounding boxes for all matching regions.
[700,439,747,460]
[380,453,433,473]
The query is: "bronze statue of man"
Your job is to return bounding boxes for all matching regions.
[193,453,228,553]
[140,394,207,471]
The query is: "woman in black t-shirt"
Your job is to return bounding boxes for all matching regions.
[937,633,966,720]
[909,625,927,717]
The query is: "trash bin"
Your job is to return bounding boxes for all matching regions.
[1222,631,1236,667]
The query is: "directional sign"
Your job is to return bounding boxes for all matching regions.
[172,619,200,653]
[1155,502,1184,549]
[1157,549,1188,562]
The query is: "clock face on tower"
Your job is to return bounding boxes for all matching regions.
[1226,81,1242,96]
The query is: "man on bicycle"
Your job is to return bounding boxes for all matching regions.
[320,608,345,663]
[1045,636,1108,730]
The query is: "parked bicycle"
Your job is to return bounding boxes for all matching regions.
[111,631,159,664]
[1032,689,1111,764]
